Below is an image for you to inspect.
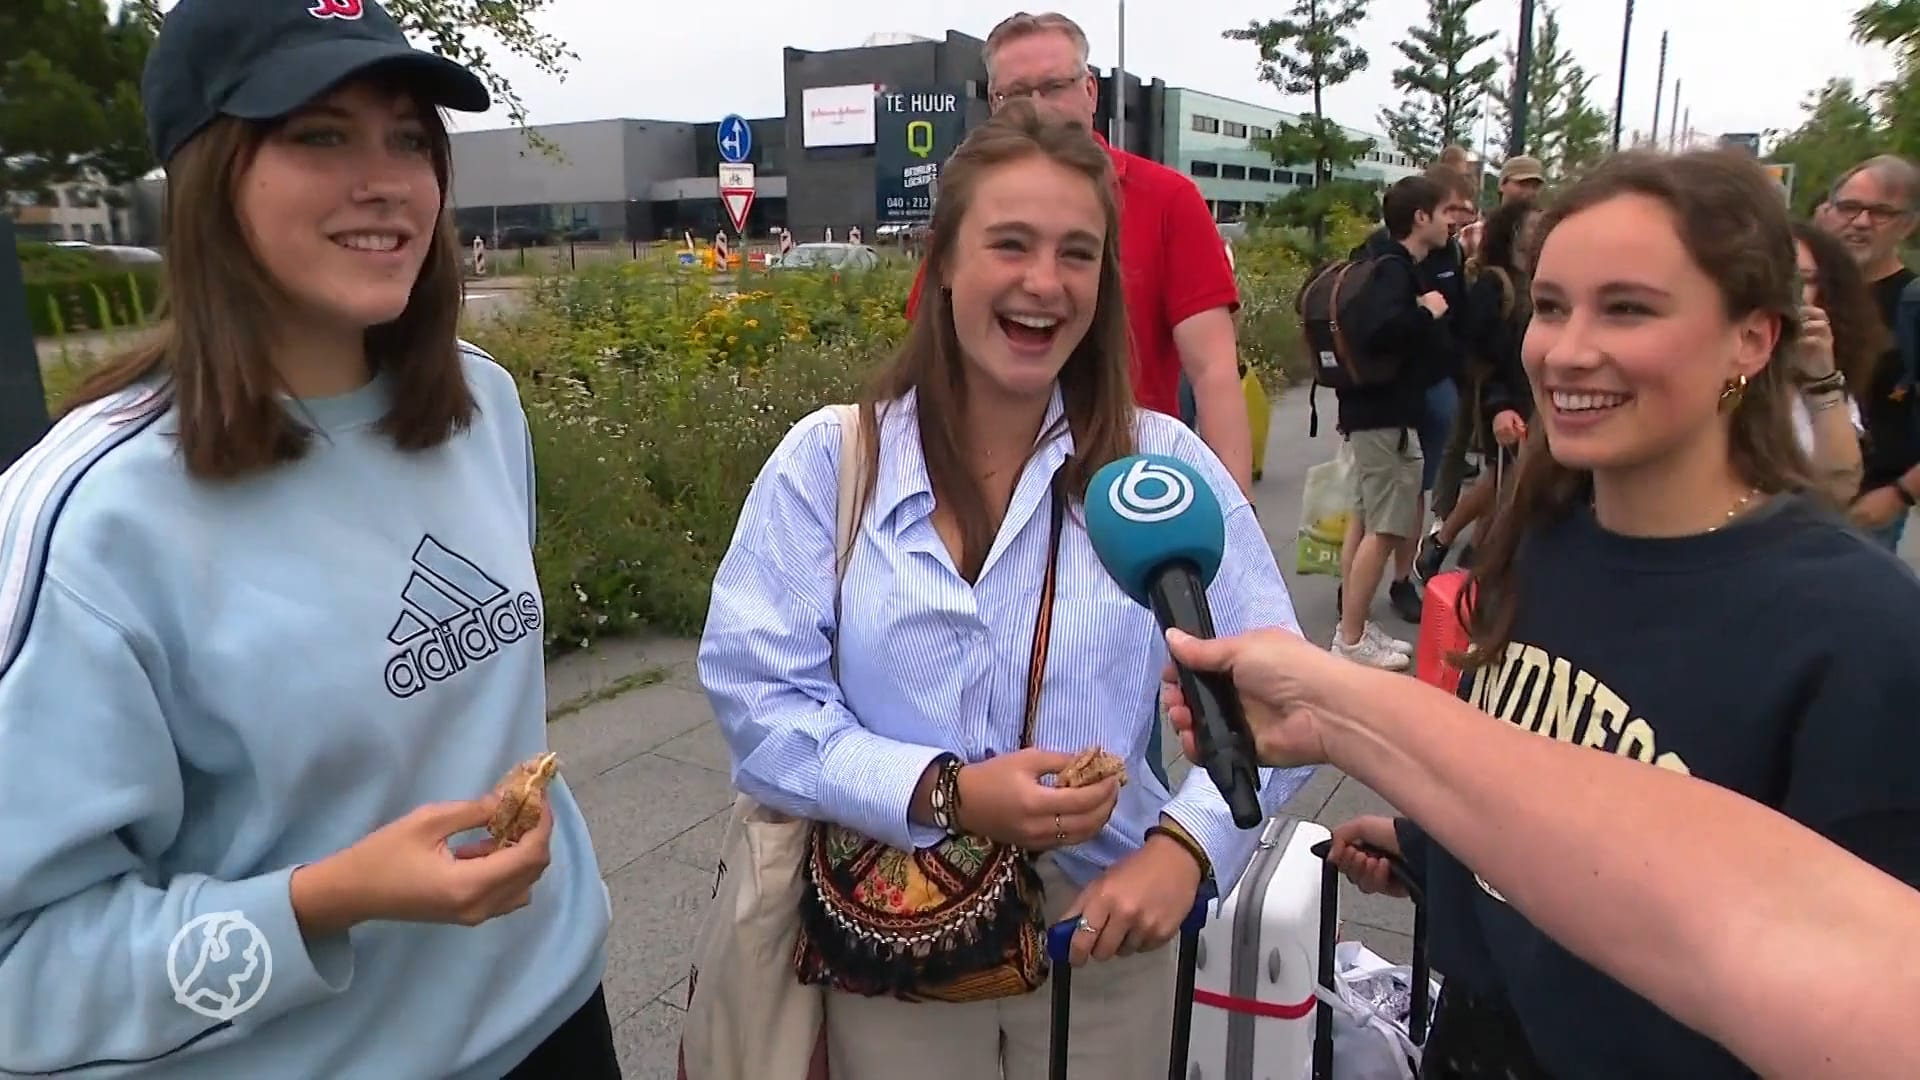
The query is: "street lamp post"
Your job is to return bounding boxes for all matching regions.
[1611,0,1633,151]
[1112,0,1127,152]
[1509,0,1536,158]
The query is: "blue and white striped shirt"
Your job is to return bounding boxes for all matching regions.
[698,387,1313,895]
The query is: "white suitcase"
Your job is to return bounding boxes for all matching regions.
[1185,814,1330,1080]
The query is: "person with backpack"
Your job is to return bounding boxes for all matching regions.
[1340,166,1478,624]
[1827,155,1920,550]
[1304,174,1453,670]
[1415,197,1543,577]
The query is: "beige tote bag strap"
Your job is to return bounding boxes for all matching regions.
[827,404,866,677]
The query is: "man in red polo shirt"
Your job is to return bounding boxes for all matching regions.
[905,10,1253,495]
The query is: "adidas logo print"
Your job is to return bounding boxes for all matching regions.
[384,535,543,698]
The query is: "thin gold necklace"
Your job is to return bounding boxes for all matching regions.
[1706,488,1763,533]
[1592,487,1764,534]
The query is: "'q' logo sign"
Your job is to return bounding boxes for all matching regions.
[1107,459,1194,523]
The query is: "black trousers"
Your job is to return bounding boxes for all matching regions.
[1418,983,1552,1080]
[504,983,622,1079]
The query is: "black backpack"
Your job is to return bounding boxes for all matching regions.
[1296,257,1400,394]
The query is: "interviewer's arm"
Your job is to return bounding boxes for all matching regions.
[1318,663,1920,1079]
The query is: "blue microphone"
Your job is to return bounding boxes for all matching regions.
[1084,454,1264,829]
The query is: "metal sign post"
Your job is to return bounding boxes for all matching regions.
[719,163,756,283]
[717,115,754,279]
[0,216,51,473]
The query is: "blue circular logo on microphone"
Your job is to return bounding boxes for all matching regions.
[1107,459,1195,523]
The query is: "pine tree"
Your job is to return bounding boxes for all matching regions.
[1376,0,1500,164]
[1224,0,1375,239]
[1490,6,1611,177]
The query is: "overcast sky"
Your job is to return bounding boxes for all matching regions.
[431,0,1895,148]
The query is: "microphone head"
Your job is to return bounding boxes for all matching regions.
[1084,454,1227,607]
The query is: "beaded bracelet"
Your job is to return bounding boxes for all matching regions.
[1145,820,1213,881]
[929,755,965,835]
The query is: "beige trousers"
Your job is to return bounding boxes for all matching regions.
[823,856,1178,1080]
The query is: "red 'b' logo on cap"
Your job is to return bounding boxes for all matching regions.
[308,0,364,18]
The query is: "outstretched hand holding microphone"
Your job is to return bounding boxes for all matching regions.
[1155,625,1920,1079]
[1083,454,1266,829]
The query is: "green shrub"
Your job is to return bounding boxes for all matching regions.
[16,241,104,278]
[468,263,910,651]
[24,268,164,336]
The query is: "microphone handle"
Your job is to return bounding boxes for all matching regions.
[1147,562,1266,830]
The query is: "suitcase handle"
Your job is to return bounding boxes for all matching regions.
[1311,837,1424,904]
[1044,879,1218,963]
[1046,879,1218,1080]
[1309,836,1431,1079]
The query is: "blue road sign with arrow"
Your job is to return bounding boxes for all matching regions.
[718,114,751,164]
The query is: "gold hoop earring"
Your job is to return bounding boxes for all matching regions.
[1719,373,1749,413]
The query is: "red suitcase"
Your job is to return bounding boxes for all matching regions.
[1415,570,1472,692]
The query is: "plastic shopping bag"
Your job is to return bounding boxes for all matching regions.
[1296,444,1353,576]
[1306,941,1442,1080]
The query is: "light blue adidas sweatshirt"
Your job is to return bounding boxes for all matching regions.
[0,345,610,1078]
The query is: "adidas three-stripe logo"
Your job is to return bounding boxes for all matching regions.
[384,535,542,698]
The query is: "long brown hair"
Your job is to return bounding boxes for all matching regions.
[1458,149,1811,672]
[853,99,1137,582]
[1791,220,1889,407]
[62,77,474,481]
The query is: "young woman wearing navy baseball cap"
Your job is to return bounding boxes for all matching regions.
[0,1,616,1076]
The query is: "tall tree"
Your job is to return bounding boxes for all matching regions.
[1376,0,1500,164]
[1489,7,1609,177]
[0,0,155,204]
[127,0,575,153]
[1765,79,1890,215]
[1224,0,1375,240]
[1852,0,1920,160]
[1551,67,1612,175]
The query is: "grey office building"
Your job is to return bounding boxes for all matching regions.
[448,115,787,245]
[447,28,1172,245]
[778,31,1165,240]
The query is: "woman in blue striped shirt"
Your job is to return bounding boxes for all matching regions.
[698,100,1312,1078]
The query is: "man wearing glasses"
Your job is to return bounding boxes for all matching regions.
[907,11,1254,500]
[1827,155,1920,550]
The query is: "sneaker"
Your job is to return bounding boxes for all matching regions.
[1413,530,1450,583]
[1332,625,1412,671]
[1389,578,1424,623]
[1365,622,1414,656]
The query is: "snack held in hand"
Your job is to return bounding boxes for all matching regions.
[488,752,560,845]
[1057,746,1128,788]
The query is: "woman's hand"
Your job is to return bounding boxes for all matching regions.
[1060,834,1205,965]
[291,797,556,936]
[954,749,1120,850]
[1158,627,1343,769]
[1491,409,1527,447]
[1794,304,1837,380]
[1328,816,1412,899]
[1849,485,1909,530]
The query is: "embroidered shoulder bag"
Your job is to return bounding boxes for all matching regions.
[794,466,1069,1003]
